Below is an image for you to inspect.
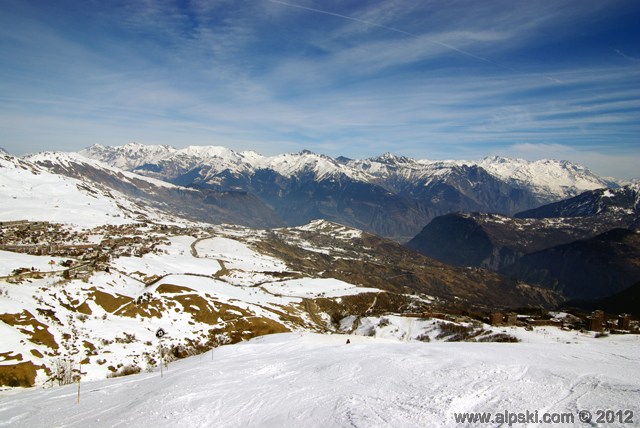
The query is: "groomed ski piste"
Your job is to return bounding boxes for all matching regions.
[0,329,638,428]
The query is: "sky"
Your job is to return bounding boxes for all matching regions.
[0,0,639,179]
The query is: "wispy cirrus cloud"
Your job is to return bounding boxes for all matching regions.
[0,0,638,179]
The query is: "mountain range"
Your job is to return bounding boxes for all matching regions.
[78,143,615,241]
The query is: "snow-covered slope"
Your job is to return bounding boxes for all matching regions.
[25,151,183,190]
[0,222,388,388]
[516,183,640,220]
[475,156,613,200]
[0,216,565,391]
[0,154,149,227]
[20,151,285,229]
[0,331,638,428]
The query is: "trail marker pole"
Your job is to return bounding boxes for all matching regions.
[75,360,86,405]
[156,328,167,378]
[77,362,81,405]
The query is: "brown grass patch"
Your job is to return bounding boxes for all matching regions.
[115,299,164,319]
[208,316,289,344]
[214,260,230,278]
[90,288,133,313]
[36,308,61,324]
[0,310,58,350]
[83,340,97,354]
[173,295,249,324]
[76,300,92,315]
[0,352,23,362]
[156,283,195,294]
[0,361,41,387]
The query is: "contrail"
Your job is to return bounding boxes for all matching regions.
[267,0,498,66]
[615,49,639,63]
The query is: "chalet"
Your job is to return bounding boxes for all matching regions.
[618,314,631,330]
[587,310,605,332]
[63,261,94,281]
[489,312,504,326]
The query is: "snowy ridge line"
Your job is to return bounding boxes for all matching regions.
[79,143,620,199]
[25,151,189,190]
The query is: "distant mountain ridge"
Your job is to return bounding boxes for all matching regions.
[406,185,640,300]
[78,143,616,241]
[14,151,284,228]
[516,184,640,222]
[82,144,615,200]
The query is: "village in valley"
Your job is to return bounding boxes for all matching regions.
[0,220,198,282]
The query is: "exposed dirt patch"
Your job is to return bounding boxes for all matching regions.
[36,308,61,324]
[174,295,247,324]
[214,260,231,279]
[83,340,97,355]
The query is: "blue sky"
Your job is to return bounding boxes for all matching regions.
[1,0,639,178]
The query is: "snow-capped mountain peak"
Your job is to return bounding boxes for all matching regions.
[474,156,611,200]
[80,143,177,170]
[257,150,370,181]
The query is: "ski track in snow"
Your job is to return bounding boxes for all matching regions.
[0,332,638,428]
